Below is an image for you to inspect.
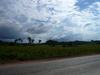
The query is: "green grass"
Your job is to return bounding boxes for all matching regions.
[0,45,100,63]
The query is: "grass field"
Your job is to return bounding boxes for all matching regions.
[0,45,100,63]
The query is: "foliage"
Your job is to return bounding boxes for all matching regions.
[45,40,58,46]
[39,40,41,44]
[27,37,32,43]
[0,45,100,63]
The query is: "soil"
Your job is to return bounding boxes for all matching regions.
[0,53,100,66]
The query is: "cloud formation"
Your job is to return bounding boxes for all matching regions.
[26,23,49,34]
[0,0,100,42]
[0,23,27,39]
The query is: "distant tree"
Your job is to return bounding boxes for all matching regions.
[91,40,93,42]
[18,38,22,43]
[31,39,34,44]
[39,40,41,44]
[91,40,94,45]
[14,39,18,43]
[45,40,58,46]
[27,37,31,44]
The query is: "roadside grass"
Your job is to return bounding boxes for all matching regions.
[0,45,100,63]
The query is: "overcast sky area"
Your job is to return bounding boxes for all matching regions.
[0,0,100,43]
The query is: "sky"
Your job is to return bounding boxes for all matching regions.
[0,0,100,43]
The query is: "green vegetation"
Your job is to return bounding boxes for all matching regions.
[0,45,100,63]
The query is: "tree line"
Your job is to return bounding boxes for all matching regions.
[14,37,42,44]
[0,38,100,46]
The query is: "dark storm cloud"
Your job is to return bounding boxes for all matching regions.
[0,24,27,39]
[26,23,49,34]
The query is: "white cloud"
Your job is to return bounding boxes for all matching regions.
[68,1,100,40]
[5,0,78,23]
[1,0,100,42]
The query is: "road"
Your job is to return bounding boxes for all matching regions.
[0,55,100,75]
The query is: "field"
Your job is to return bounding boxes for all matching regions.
[0,45,100,63]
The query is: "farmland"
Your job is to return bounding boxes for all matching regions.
[0,45,100,63]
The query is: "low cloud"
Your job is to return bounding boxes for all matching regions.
[0,24,27,39]
[26,23,49,34]
[52,32,83,42]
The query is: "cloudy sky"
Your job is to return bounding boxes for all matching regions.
[0,0,100,43]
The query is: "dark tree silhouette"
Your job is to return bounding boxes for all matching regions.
[14,39,18,43]
[14,38,23,44]
[31,39,34,44]
[45,40,58,46]
[18,38,22,43]
[91,40,93,45]
[27,37,32,43]
[39,40,41,44]
[91,40,93,42]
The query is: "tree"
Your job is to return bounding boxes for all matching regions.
[45,40,58,46]
[31,39,34,44]
[18,38,22,43]
[39,40,41,44]
[27,37,32,44]
[14,39,18,43]
[91,40,93,45]
[91,40,93,42]
[14,38,23,44]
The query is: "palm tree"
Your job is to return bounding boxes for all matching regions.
[39,40,41,44]
[14,39,18,43]
[27,37,31,44]
[18,38,22,44]
[31,39,34,44]
[91,40,93,45]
